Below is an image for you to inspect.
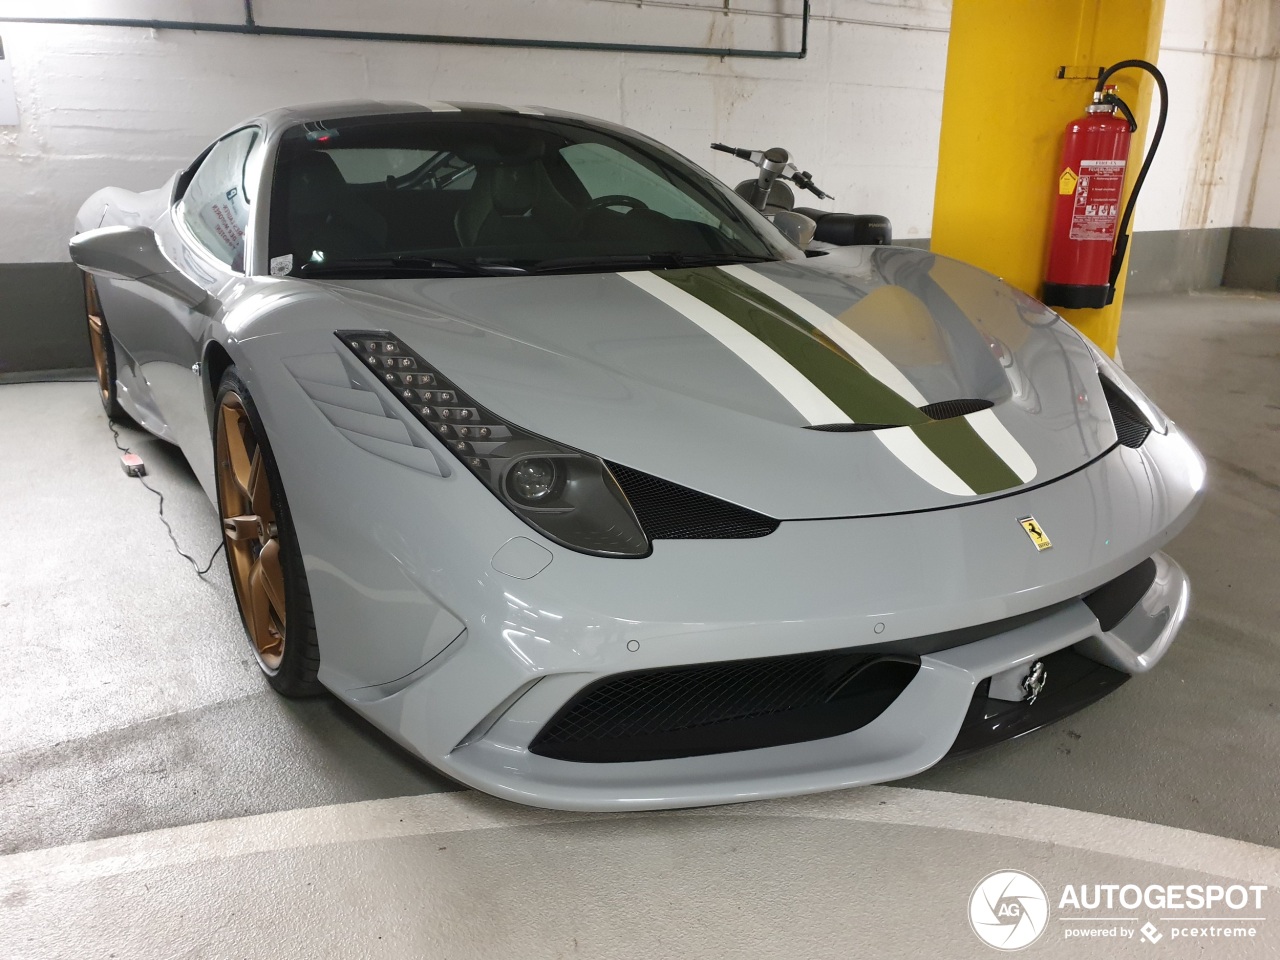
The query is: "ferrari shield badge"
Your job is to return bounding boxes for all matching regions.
[1019,516,1052,551]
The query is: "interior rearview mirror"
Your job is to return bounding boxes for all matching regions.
[69,225,208,310]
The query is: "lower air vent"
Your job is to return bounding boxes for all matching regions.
[530,652,920,762]
[1101,378,1152,448]
[919,398,994,420]
[607,463,779,540]
[1083,557,1157,631]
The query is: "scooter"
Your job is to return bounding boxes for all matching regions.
[711,142,893,250]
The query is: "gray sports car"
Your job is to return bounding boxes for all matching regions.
[70,100,1204,810]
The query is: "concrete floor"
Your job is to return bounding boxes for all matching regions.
[1,291,1278,957]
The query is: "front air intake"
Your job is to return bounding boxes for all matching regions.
[606,463,779,540]
[530,652,920,762]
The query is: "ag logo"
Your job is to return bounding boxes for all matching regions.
[969,870,1049,951]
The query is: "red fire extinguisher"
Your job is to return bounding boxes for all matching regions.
[1042,60,1168,310]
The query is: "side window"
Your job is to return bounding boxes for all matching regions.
[177,127,260,269]
[560,142,719,227]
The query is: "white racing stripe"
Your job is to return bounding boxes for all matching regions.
[718,263,1038,492]
[874,428,975,497]
[619,271,853,426]
[718,263,929,406]
[967,408,1038,483]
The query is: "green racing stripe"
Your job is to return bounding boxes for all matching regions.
[657,267,1023,495]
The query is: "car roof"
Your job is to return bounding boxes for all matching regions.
[244,100,595,140]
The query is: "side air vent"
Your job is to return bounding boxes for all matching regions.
[919,398,994,420]
[285,353,447,476]
[606,463,779,540]
[1100,377,1152,448]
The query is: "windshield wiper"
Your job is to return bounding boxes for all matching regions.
[299,256,527,278]
[528,252,776,275]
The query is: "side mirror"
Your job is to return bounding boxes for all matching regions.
[70,226,208,310]
[771,210,817,251]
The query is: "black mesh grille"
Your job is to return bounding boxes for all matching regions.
[919,398,994,420]
[1101,377,1152,448]
[607,463,779,540]
[530,652,920,762]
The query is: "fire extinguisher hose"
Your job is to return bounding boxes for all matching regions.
[1095,59,1169,299]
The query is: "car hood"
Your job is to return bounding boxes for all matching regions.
[315,245,1117,519]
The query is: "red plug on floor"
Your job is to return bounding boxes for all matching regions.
[119,453,146,477]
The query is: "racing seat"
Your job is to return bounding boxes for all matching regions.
[281,152,388,262]
[454,161,575,248]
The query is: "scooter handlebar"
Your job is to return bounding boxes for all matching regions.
[791,169,832,200]
[710,142,757,161]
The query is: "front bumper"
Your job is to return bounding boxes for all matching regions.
[326,417,1203,810]
[437,552,1188,810]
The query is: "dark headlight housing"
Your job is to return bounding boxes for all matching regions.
[338,331,650,557]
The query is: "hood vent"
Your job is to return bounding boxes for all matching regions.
[607,463,779,540]
[806,398,994,433]
[918,398,994,420]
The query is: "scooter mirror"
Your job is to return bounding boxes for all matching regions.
[771,211,817,251]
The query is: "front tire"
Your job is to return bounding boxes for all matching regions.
[84,274,126,419]
[214,368,322,696]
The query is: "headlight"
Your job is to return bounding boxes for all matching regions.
[1084,339,1169,436]
[338,331,649,557]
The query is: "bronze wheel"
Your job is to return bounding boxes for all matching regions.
[84,274,125,418]
[214,369,321,694]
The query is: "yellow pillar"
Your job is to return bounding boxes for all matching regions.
[931,0,1165,355]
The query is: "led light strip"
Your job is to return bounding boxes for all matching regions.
[336,331,516,479]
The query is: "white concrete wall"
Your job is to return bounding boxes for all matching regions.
[0,0,1275,264]
[0,0,950,262]
[1241,10,1280,230]
[1140,0,1280,232]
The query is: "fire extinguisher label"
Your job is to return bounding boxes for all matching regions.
[1069,159,1126,241]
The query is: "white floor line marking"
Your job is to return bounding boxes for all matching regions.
[3,787,1278,892]
[619,271,852,425]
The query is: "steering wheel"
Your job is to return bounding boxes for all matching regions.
[583,195,649,214]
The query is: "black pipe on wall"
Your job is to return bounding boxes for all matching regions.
[1,0,810,60]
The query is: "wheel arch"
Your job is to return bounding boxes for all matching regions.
[203,339,236,429]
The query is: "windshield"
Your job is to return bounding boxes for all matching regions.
[267,112,794,277]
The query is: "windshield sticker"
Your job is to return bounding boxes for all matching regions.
[270,254,294,277]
